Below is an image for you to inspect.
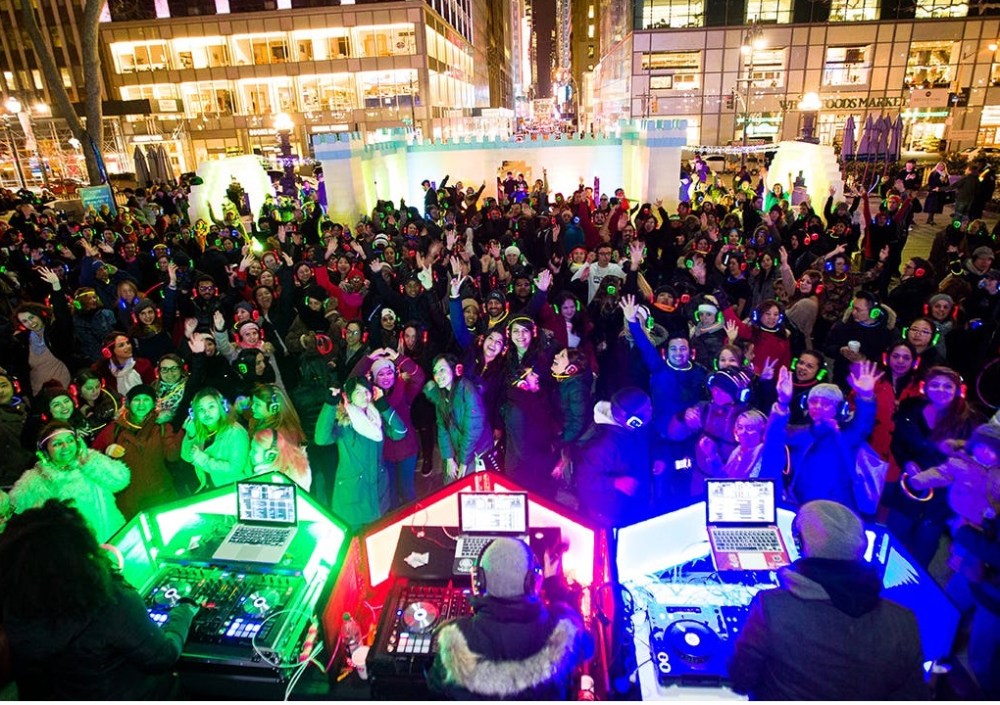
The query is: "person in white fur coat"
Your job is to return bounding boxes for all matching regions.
[9,421,130,541]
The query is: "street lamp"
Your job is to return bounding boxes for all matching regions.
[3,96,27,189]
[738,20,765,169]
[273,111,296,198]
[798,92,822,144]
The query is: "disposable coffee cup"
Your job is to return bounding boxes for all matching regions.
[352,646,370,680]
[847,340,861,353]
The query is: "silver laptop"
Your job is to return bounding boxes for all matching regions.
[452,492,529,575]
[705,479,790,572]
[212,481,298,564]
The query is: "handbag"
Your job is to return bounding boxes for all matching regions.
[853,442,889,516]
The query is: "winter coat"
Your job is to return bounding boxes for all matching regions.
[93,415,180,519]
[627,318,708,439]
[0,403,33,485]
[428,597,593,700]
[314,400,406,528]
[9,450,130,541]
[424,378,493,467]
[180,422,250,489]
[351,355,426,462]
[770,396,877,512]
[571,401,651,527]
[728,559,928,700]
[6,578,196,700]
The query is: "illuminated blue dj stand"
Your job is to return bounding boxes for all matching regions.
[614,502,960,700]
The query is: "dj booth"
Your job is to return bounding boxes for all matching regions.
[613,500,961,700]
[107,473,349,699]
[108,471,961,701]
[337,471,610,699]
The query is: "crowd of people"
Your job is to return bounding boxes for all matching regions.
[0,153,999,696]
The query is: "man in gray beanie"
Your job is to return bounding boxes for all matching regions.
[729,500,927,699]
[428,538,593,699]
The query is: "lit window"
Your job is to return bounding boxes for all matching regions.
[588,4,594,19]
[588,24,594,39]
[109,41,171,73]
[905,42,954,88]
[642,51,702,90]
[823,46,870,86]
[915,0,969,19]
[638,0,704,30]
[60,68,73,88]
[745,0,792,24]
[748,48,787,89]
[828,0,878,21]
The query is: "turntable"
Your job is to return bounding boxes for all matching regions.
[647,604,736,686]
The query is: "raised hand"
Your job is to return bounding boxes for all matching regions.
[776,365,793,405]
[449,275,466,299]
[724,319,739,343]
[212,310,225,332]
[184,317,198,338]
[36,266,61,290]
[535,268,552,292]
[619,293,639,323]
[848,360,883,398]
[629,240,644,267]
[778,246,789,267]
[188,334,205,354]
[449,255,462,277]
[761,356,778,381]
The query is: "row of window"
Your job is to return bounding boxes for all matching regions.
[639,40,993,91]
[108,25,417,74]
[636,0,971,30]
[117,69,481,120]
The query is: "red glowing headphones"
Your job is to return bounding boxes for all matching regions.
[918,370,967,399]
[882,350,921,372]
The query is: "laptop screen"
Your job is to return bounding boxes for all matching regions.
[236,481,298,526]
[458,492,528,534]
[705,479,776,525]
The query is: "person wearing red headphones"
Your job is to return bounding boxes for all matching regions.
[92,331,155,397]
[428,537,593,700]
[9,421,130,541]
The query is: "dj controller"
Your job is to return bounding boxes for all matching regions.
[144,565,318,673]
[646,603,751,686]
[368,580,476,697]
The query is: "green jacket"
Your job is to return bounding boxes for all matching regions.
[423,379,493,467]
[315,400,406,528]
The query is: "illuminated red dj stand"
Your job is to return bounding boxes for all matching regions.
[320,471,612,699]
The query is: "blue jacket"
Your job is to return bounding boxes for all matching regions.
[627,318,708,439]
[769,397,877,512]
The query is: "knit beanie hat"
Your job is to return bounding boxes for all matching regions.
[793,500,866,560]
[461,298,480,313]
[708,369,751,403]
[303,284,327,303]
[126,384,156,404]
[486,290,507,306]
[610,387,652,430]
[968,423,1000,459]
[972,246,995,260]
[479,537,534,598]
[134,298,157,315]
[927,293,954,309]
[808,383,844,404]
[504,245,521,259]
[235,300,256,316]
[369,358,395,378]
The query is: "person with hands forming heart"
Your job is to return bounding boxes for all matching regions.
[348,346,426,508]
[314,376,406,528]
[767,360,882,513]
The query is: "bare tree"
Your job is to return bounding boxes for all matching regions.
[20,0,105,185]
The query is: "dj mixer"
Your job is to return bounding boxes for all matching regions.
[144,565,318,672]
[368,580,476,697]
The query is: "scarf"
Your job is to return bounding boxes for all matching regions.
[109,358,143,397]
[155,379,186,418]
[693,319,724,336]
[345,402,383,442]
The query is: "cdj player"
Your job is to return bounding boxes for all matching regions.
[646,603,750,686]
[144,565,320,674]
[368,579,476,698]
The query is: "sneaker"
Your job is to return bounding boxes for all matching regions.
[419,463,433,477]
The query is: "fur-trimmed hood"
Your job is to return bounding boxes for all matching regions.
[432,608,589,699]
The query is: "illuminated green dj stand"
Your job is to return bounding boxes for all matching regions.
[107,474,348,699]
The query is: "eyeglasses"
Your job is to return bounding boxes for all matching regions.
[159,365,180,372]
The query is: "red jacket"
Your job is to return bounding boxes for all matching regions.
[724,308,792,375]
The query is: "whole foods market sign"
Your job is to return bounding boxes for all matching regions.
[778,95,906,111]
